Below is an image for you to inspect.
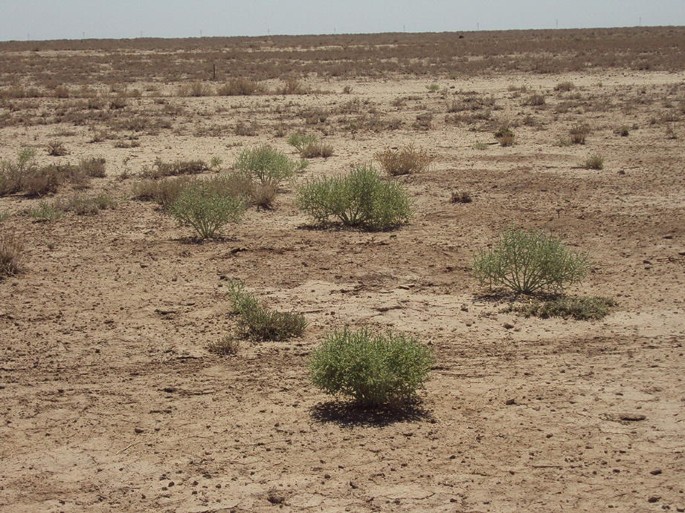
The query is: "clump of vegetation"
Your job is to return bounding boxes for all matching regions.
[569,123,591,144]
[524,93,545,106]
[309,328,433,407]
[287,133,333,159]
[375,144,433,176]
[614,125,630,137]
[297,165,411,231]
[178,82,214,97]
[47,141,68,157]
[584,154,604,170]
[495,125,515,146]
[512,296,616,321]
[235,120,259,137]
[227,281,306,341]
[554,81,576,92]
[216,78,264,96]
[26,201,63,222]
[0,231,24,278]
[450,190,472,203]
[473,227,589,295]
[208,335,240,356]
[62,193,117,216]
[0,149,37,196]
[168,180,246,239]
[234,145,306,187]
[142,159,209,179]
[426,83,441,93]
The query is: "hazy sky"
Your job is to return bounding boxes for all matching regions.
[1,0,684,41]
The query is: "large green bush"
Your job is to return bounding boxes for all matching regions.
[473,228,589,294]
[309,328,433,407]
[168,180,246,239]
[297,165,411,231]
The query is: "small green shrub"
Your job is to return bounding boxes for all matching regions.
[168,180,246,239]
[584,154,604,170]
[62,193,116,215]
[288,134,334,159]
[473,228,589,295]
[375,144,433,176]
[227,281,306,341]
[524,93,546,106]
[309,328,433,407]
[0,149,37,196]
[235,145,306,187]
[297,165,411,231]
[26,200,63,222]
[178,82,214,97]
[78,157,106,178]
[0,232,23,278]
[513,296,616,320]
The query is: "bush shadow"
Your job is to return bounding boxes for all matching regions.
[310,400,432,428]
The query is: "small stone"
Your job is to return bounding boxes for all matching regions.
[650,469,663,475]
[505,399,516,405]
[620,413,646,422]
[503,322,515,329]
[134,427,144,434]
[648,496,660,503]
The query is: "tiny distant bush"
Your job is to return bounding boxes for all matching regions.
[473,228,589,295]
[278,78,307,95]
[297,165,411,231]
[216,78,264,96]
[450,190,472,204]
[375,144,433,176]
[227,281,306,341]
[584,154,604,170]
[47,141,68,157]
[495,125,515,146]
[614,125,630,137]
[514,296,616,321]
[178,82,214,97]
[26,200,63,222]
[142,158,209,179]
[168,181,246,239]
[524,93,546,106]
[309,328,433,407]
[78,157,106,178]
[569,123,591,144]
[234,145,305,187]
[0,149,36,196]
[0,232,24,278]
[554,81,575,92]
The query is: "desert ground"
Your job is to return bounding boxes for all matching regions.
[1,28,684,512]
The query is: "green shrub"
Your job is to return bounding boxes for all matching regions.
[235,145,306,186]
[0,232,23,277]
[309,328,433,407]
[227,281,306,341]
[62,193,116,215]
[216,78,264,96]
[375,144,432,176]
[513,296,616,320]
[554,81,575,92]
[473,228,589,294]
[288,134,333,159]
[78,157,106,178]
[287,133,317,153]
[297,165,411,231]
[208,335,240,356]
[26,200,63,222]
[168,180,246,239]
[0,149,37,196]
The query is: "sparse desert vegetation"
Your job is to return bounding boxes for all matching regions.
[1,27,684,513]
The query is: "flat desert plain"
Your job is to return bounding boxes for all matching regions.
[1,28,684,512]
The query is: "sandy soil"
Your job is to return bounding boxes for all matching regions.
[1,62,684,513]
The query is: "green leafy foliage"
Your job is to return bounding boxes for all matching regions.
[234,145,306,187]
[297,165,411,231]
[227,281,306,341]
[309,328,433,407]
[168,180,246,239]
[473,228,589,294]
